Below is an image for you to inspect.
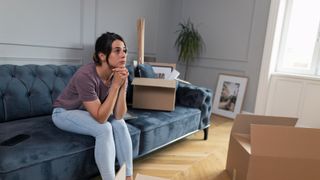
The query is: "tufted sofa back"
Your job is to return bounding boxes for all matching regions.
[0,64,79,123]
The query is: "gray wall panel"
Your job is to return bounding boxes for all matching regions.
[96,0,160,57]
[181,0,254,61]
[0,0,271,112]
[0,0,82,49]
[172,0,270,112]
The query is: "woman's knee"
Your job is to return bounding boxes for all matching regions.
[96,123,113,137]
[110,119,127,131]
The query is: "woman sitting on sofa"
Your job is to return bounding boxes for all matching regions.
[52,32,133,180]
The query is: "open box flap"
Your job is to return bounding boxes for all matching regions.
[232,133,251,154]
[115,164,126,180]
[146,62,176,69]
[231,114,298,135]
[132,78,176,88]
[250,124,320,159]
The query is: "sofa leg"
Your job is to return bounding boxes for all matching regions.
[203,127,209,140]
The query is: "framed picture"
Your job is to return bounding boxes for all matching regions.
[213,74,248,119]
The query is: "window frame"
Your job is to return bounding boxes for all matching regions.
[276,0,320,76]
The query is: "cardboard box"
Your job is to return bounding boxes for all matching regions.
[115,164,169,180]
[132,78,176,111]
[146,62,176,69]
[226,114,320,180]
[115,164,126,180]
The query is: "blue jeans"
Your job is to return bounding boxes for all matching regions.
[52,108,133,180]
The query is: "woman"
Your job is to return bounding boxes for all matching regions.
[52,32,133,180]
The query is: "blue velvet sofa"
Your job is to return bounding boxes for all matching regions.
[0,64,213,180]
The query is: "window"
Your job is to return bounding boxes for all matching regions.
[276,0,320,75]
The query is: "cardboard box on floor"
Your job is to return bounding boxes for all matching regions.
[226,114,320,180]
[132,62,177,111]
[115,164,168,180]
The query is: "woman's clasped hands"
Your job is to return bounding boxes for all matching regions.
[112,67,128,87]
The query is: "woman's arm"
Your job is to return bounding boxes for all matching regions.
[83,69,125,123]
[113,78,127,119]
[82,67,128,123]
[83,83,121,124]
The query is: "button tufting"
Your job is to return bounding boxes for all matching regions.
[27,92,31,97]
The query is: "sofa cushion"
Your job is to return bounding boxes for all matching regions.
[0,65,79,122]
[126,106,201,156]
[0,115,141,175]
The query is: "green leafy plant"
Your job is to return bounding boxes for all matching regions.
[175,18,205,80]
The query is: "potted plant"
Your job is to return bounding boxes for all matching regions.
[175,18,205,80]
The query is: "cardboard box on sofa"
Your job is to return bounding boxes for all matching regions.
[226,114,320,180]
[132,78,176,111]
[147,62,176,69]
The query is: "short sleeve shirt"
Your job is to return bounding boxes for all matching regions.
[53,63,110,110]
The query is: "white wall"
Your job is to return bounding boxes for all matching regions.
[266,74,320,128]
[256,0,320,127]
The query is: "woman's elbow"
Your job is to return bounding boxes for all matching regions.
[114,114,123,120]
[95,117,106,124]
[95,114,109,124]
[114,109,126,120]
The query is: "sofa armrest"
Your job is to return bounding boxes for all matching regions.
[176,83,213,129]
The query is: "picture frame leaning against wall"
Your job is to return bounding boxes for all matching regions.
[212,74,248,119]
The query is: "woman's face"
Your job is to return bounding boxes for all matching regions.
[107,40,127,68]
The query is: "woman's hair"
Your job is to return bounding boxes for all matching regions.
[93,32,126,65]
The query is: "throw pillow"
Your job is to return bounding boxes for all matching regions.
[137,64,157,78]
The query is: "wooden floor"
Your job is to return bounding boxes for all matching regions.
[92,115,233,180]
[132,115,233,180]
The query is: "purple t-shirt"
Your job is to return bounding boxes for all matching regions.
[53,63,110,110]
